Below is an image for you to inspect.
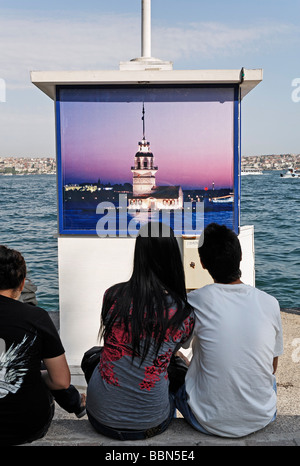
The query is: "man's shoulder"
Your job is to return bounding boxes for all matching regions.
[15,299,51,322]
[188,284,214,297]
[188,283,279,308]
[253,286,280,309]
[187,284,215,307]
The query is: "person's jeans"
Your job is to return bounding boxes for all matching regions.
[271,377,277,422]
[87,395,176,441]
[23,394,55,445]
[172,378,278,436]
[23,384,83,445]
[171,384,212,435]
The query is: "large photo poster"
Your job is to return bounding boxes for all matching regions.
[56,85,239,236]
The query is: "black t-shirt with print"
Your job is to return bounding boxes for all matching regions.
[0,295,65,445]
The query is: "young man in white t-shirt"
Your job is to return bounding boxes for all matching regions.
[174,223,283,438]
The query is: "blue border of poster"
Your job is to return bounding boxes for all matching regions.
[55,84,240,236]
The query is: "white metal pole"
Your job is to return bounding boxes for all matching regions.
[142,0,151,58]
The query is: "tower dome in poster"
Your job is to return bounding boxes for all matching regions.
[129,104,183,210]
[131,104,158,196]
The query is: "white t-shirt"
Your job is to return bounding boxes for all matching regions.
[185,283,284,438]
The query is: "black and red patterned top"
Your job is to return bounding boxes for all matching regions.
[86,295,194,430]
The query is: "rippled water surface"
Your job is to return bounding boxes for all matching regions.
[0,172,299,310]
[0,175,59,311]
[240,171,300,309]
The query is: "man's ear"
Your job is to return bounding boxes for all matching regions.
[19,278,26,293]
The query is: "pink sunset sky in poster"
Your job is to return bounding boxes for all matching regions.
[59,87,235,189]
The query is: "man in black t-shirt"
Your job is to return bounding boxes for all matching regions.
[0,245,85,446]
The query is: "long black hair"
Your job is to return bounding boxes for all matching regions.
[100,222,192,363]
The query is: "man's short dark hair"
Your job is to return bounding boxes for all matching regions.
[198,223,241,284]
[0,245,27,291]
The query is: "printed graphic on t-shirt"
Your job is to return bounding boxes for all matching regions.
[99,314,194,391]
[0,335,35,399]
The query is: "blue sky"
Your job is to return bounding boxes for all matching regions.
[0,0,299,157]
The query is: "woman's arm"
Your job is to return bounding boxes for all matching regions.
[175,350,191,367]
[42,354,71,390]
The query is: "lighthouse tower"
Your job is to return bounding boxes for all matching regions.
[131,104,158,196]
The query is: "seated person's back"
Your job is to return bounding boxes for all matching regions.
[184,223,283,437]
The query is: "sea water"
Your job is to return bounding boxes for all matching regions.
[240,170,300,309]
[0,171,299,311]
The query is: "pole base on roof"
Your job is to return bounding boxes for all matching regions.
[119,57,173,71]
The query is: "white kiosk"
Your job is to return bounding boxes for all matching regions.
[31,1,262,382]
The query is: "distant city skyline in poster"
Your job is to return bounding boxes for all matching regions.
[57,85,238,235]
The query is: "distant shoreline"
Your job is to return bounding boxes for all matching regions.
[1,153,299,176]
[0,168,294,177]
[0,173,56,176]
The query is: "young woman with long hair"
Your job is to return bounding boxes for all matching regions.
[86,222,194,440]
